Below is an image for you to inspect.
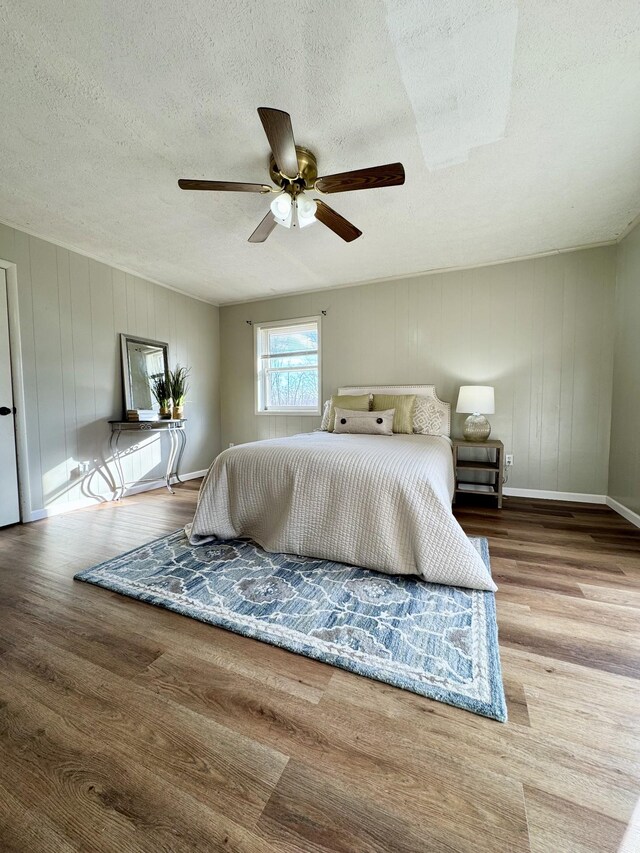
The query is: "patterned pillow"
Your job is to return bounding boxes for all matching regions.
[413,396,445,436]
[328,393,372,431]
[319,399,332,431]
[333,408,395,436]
[372,394,416,434]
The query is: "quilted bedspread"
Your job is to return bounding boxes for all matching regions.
[186,432,497,592]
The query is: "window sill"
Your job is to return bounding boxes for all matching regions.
[255,410,321,417]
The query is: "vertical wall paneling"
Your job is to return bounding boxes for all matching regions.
[14,230,43,510]
[69,252,98,495]
[594,249,615,493]
[608,222,640,516]
[0,223,15,259]
[539,257,563,490]
[89,260,118,493]
[219,246,617,496]
[0,223,220,516]
[55,246,78,502]
[30,237,66,507]
[557,255,577,490]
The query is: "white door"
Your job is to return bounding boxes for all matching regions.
[0,269,20,526]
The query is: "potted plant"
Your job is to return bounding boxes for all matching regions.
[169,365,190,420]
[151,374,172,419]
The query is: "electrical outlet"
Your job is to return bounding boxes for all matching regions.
[505,454,514,467]
[229,442,235,448]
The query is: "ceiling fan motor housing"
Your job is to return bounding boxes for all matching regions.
[269,145,318,191]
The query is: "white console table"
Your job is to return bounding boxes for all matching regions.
[108,419,186,499]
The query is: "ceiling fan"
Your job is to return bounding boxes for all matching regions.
[178,107,405,244]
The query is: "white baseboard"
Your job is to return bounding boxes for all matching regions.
[119,470,208,499]
[503,487,606,504]
[29,497,104,521]
[606,496,640,529]
[28,469,208,522]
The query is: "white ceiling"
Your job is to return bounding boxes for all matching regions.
[1,0,639,304]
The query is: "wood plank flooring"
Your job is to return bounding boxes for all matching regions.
[1,484,639,852]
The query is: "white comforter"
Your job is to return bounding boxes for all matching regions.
[187,432,496,592]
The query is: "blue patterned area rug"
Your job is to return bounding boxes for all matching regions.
[74,531,507,722]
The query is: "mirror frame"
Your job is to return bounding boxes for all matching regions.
[120,333,170,417]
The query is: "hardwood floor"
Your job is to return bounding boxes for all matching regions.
[1,484,639,852]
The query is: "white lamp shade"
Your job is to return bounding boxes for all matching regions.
[295,196,316,229]
[456,385,495,414]
[270,192,292,221]
[297,195,317,218]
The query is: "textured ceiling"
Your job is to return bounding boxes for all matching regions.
[1,0,639,304]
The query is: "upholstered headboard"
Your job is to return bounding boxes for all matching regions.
[338,385,451,437]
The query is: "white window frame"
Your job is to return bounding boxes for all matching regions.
[254,315,322,415]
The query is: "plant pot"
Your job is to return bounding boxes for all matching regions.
[172,405,184,420]
[159,405,172,420]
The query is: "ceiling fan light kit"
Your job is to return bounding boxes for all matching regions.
[269,192,318,230]
[178,107,405,243]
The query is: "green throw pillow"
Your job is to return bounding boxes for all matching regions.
[328,394,371,431]
[372,394,416,434]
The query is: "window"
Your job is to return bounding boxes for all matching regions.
[255,316,321,414]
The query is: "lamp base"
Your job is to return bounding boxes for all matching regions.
[463,414,491,441]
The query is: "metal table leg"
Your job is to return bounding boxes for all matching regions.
[164,428,178,495]
[110,430,126,500]
[173,427,186,484]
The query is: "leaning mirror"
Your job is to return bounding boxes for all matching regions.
[120,334,169,416]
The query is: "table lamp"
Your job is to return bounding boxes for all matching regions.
[456,386,495,441]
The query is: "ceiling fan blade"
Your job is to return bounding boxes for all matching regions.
[314,200,362,242]
[178,179,271,193]
[315,162,405,194]
[248,211,277,243]
[257,107,299,179]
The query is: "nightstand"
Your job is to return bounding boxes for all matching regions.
[452,439,504,508]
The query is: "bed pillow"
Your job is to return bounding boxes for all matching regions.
[333,408,395,435]
[328,393,372,431]
[319,399,332,431]
[413,395,445,436]
[372,394,416,434]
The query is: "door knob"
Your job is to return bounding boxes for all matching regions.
[0,406,15,416]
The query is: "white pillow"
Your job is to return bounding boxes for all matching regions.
[413,395,445,436]
[333,407,395,436]
[320,399,332,431]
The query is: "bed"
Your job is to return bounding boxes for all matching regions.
[187,385,496,591]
